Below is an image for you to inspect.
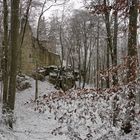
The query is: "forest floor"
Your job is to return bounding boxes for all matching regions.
[0,76,140,140]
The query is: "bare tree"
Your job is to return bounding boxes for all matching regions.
[112,0,118,86]
[35,0,68,99]
[7,0,20,128]
[127,0,138,83]
[2,0,9,114]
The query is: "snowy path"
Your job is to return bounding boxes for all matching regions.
[13,78,66,140]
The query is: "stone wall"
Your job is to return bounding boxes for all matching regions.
[20,22,60,75]
[20,23,35,74]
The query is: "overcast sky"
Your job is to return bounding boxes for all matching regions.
[43,0,84,19]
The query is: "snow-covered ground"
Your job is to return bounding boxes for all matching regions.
[14,77,67,140]
[0,77,66,140]
[0,77,140,140]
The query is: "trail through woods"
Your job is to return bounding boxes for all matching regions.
[0,77,66,140]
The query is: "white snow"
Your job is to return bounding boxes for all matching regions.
[14,78,66,140]
[0,77,140,140]
[0,78,66,140]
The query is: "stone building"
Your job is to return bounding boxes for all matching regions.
[19,22,60,75]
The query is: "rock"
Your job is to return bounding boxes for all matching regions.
[49,72,58,84]
[32,72,45,81]
[16,81,31,91]
[61,75,75,91]
[45,65,58,75]
[121,121,132,134]
[73,70,79,81]
[17,74,28,83]
[55,72,75,91]
[47,66,77,91]
[16,74,31,91]
[38,67,47,77]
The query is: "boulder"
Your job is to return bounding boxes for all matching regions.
[49,72,58,84]
[55,73,75,91]
[16,74,31,91]
[61,76,75,91]
[16,81,31,91]
[45,65,58,75]
[47,66,77,91]
[32,72,45,81]
[38,67,47,77]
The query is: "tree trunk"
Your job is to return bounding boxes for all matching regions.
[59,24,64,68]
[78,41,82,87]
[35,61,38,100]
[2,0,9,113]
[112,7,118,86]
[106,41,110,88]
[7,0,20,128]
[122,0,138,133]
[96,20,100,91]
[127,0,138,83]
[103,0,113,88]
[35,1,46,101]
[82,22,88,88]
